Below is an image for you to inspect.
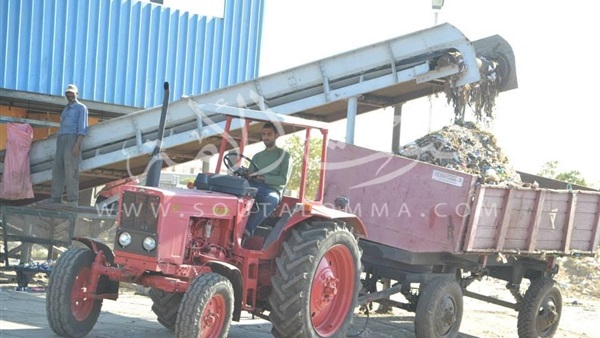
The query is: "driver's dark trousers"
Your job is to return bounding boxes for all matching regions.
[246,181,280,234]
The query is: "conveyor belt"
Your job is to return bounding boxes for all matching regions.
[0,23,518,196]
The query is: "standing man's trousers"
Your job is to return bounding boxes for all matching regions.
[50,134,81,203]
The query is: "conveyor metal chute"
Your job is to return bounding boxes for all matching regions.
[1,23,517,194]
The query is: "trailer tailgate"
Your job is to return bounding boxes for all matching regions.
[463,186,600,254]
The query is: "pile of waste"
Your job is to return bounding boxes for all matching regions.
[556,254,600,299]
[397,121,523,186]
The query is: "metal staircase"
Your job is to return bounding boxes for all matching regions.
[2,23,518,196]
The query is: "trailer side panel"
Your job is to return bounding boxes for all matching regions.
[324,140,478,253]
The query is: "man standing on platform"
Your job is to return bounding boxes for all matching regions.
[50,84,89,206]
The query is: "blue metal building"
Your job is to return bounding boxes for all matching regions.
[0,0,265,112]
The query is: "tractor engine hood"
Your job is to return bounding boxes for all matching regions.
[120,185,242,220]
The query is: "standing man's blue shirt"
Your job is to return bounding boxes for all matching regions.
[58,101,88,136]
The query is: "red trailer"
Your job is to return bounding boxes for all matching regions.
[324,140,600,338]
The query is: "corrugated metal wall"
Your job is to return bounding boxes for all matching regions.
[0,0,264,108]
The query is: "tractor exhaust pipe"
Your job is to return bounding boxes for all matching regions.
[146,82,170,188]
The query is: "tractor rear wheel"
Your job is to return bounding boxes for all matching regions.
[269,220,362,338]
[414,277,463,338]
[517,277,562,338]
[46,247,103,338]
[175,273,234,338]
[149,288,183,331]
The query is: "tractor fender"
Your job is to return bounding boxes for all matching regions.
[306,204,368,237]
[72,236,116,265]
[334,216,367,237]
[206,260,244,321]
[263,205,368,250]
[290,214,367,238]
[71,236,120,296]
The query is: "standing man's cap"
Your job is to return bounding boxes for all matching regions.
[65,84,78,94]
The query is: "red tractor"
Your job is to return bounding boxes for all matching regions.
[45,105,366,338]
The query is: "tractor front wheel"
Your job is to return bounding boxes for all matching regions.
[149,288,183,331]
[269,220,362,338]
[46,247,103,338]
[175,273,234,338]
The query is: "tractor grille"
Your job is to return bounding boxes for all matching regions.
[119,191,160,232]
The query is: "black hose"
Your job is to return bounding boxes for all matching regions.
[346,307,370,337]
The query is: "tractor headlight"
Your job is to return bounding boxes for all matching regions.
[118,232,132,247]
[142,237,156,252]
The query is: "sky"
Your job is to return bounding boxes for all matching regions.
[168,0,600,188]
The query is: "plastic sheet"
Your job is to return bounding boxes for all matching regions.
[0,123,34,200]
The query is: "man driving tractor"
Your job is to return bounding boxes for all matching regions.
[244,122,291,236]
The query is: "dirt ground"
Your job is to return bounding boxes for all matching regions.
[0,269,599,338]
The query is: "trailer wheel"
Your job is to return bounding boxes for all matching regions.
[175,273,234,338]
[46,247,103,338]
[517,277,562,338]
[414,277,463,338]
[269,220,362,338]
[149,288,183,331]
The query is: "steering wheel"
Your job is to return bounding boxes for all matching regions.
[223,152,260,178]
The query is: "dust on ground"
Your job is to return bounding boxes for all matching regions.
[1,255,599,338]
